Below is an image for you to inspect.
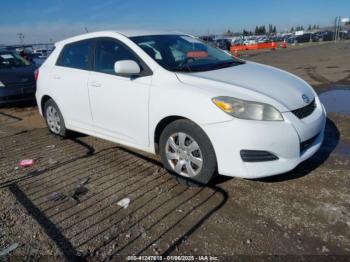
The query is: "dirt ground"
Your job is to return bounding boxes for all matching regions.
[0,41,349,261]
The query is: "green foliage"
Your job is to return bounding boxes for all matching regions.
[254,25,267,35]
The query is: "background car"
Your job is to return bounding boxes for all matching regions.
[287,33,320,44]
[214,38,231,50]
[0,50,37,104]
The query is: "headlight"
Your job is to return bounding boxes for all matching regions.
[212,96,283,121]
[0,81,5,87]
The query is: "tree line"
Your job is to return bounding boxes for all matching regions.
[290,24,320,32]
[223,23,321,36]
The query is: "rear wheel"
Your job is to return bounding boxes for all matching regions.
[44,99,67,137]
[159,119,217,186]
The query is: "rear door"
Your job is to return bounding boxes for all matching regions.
[50,39,93,131]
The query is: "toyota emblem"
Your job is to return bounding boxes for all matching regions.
[302,94,310,104]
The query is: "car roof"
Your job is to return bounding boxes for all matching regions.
[55,30,185,46]
[116,29,181,37]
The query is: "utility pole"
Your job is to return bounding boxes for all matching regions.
[17,33,24,45]
[337,16,341,41]
[334,17,337,41]
[334,16,342,42]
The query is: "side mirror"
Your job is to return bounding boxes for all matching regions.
[114,60,141,76]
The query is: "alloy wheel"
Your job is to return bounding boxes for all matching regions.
[46,105,61,134]
[165,132,203,177]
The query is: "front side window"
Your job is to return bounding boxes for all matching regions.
[94,39,138,75]
[131,35,245,72]
[57,40,92,70]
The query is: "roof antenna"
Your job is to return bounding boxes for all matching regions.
[84,27,89,33]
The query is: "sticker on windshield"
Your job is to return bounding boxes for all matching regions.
[187,51,208,58]
[180,36,203,44]
[1,54,14,59]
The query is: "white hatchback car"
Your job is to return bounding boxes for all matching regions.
[36,30,326,184]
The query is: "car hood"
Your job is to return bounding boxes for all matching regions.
[176,61,315,111]
[0,65,36,85]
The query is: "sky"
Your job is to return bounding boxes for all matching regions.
[0,0,349,44]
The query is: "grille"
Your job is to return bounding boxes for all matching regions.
[292,99,316,119]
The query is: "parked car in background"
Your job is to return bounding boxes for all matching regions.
[0,50,37,104]
[287,33,322,44]
[243,37,257,45]
[256,37,269,43]
[315,31,335,41]
[199,35,215,45]
[232,38,244,46]
[33,48,48,58]
[214,38,231,50]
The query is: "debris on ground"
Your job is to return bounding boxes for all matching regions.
[47,192,66,202]
[117,197,130,209]
[27,170,40,177]
[46,145,56,149]
[47,178,90,203]
[19,159,35,167]
[67,185,88,203]
[48,158,58,165]
[153,247,160,255]
[77,177,89,186]
[0,243,19,256]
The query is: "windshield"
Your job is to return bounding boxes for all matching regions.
[130,35,244,72]
[0,52,31,69]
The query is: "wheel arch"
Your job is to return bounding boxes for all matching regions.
[153,115,187,154]
[41,95,53,116]
[153,115,218,162]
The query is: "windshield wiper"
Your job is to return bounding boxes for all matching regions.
[211,60,245,70]
[169,66,192,72]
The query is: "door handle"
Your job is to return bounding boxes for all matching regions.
[89,81,101,87]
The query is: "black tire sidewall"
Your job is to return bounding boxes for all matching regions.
[44,99,67,137]
[159,119,217,186]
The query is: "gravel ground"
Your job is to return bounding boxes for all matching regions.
[0,41,349,261]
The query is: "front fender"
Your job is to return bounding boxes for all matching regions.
[148,71,232,152]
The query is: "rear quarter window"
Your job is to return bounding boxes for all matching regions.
[56,40,92,70]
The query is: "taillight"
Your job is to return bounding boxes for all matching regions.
[34,69,39,81]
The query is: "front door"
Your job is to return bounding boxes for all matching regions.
[88,38,152,147]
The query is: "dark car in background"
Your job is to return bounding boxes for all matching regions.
[214,38,231,50]
[199,35,215,43]
[0,50,37,104]
[286,33,320,44]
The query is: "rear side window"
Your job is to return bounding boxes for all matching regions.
[57,40,92,70]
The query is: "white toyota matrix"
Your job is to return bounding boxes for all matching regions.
[36,31,326,185]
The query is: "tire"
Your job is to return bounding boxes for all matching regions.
[159,119,217,186]
[43,99,68,137]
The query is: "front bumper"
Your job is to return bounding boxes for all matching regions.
[0,84,36,104]
[201,97,326,179]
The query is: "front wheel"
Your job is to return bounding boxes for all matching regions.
[159,119,217,186]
